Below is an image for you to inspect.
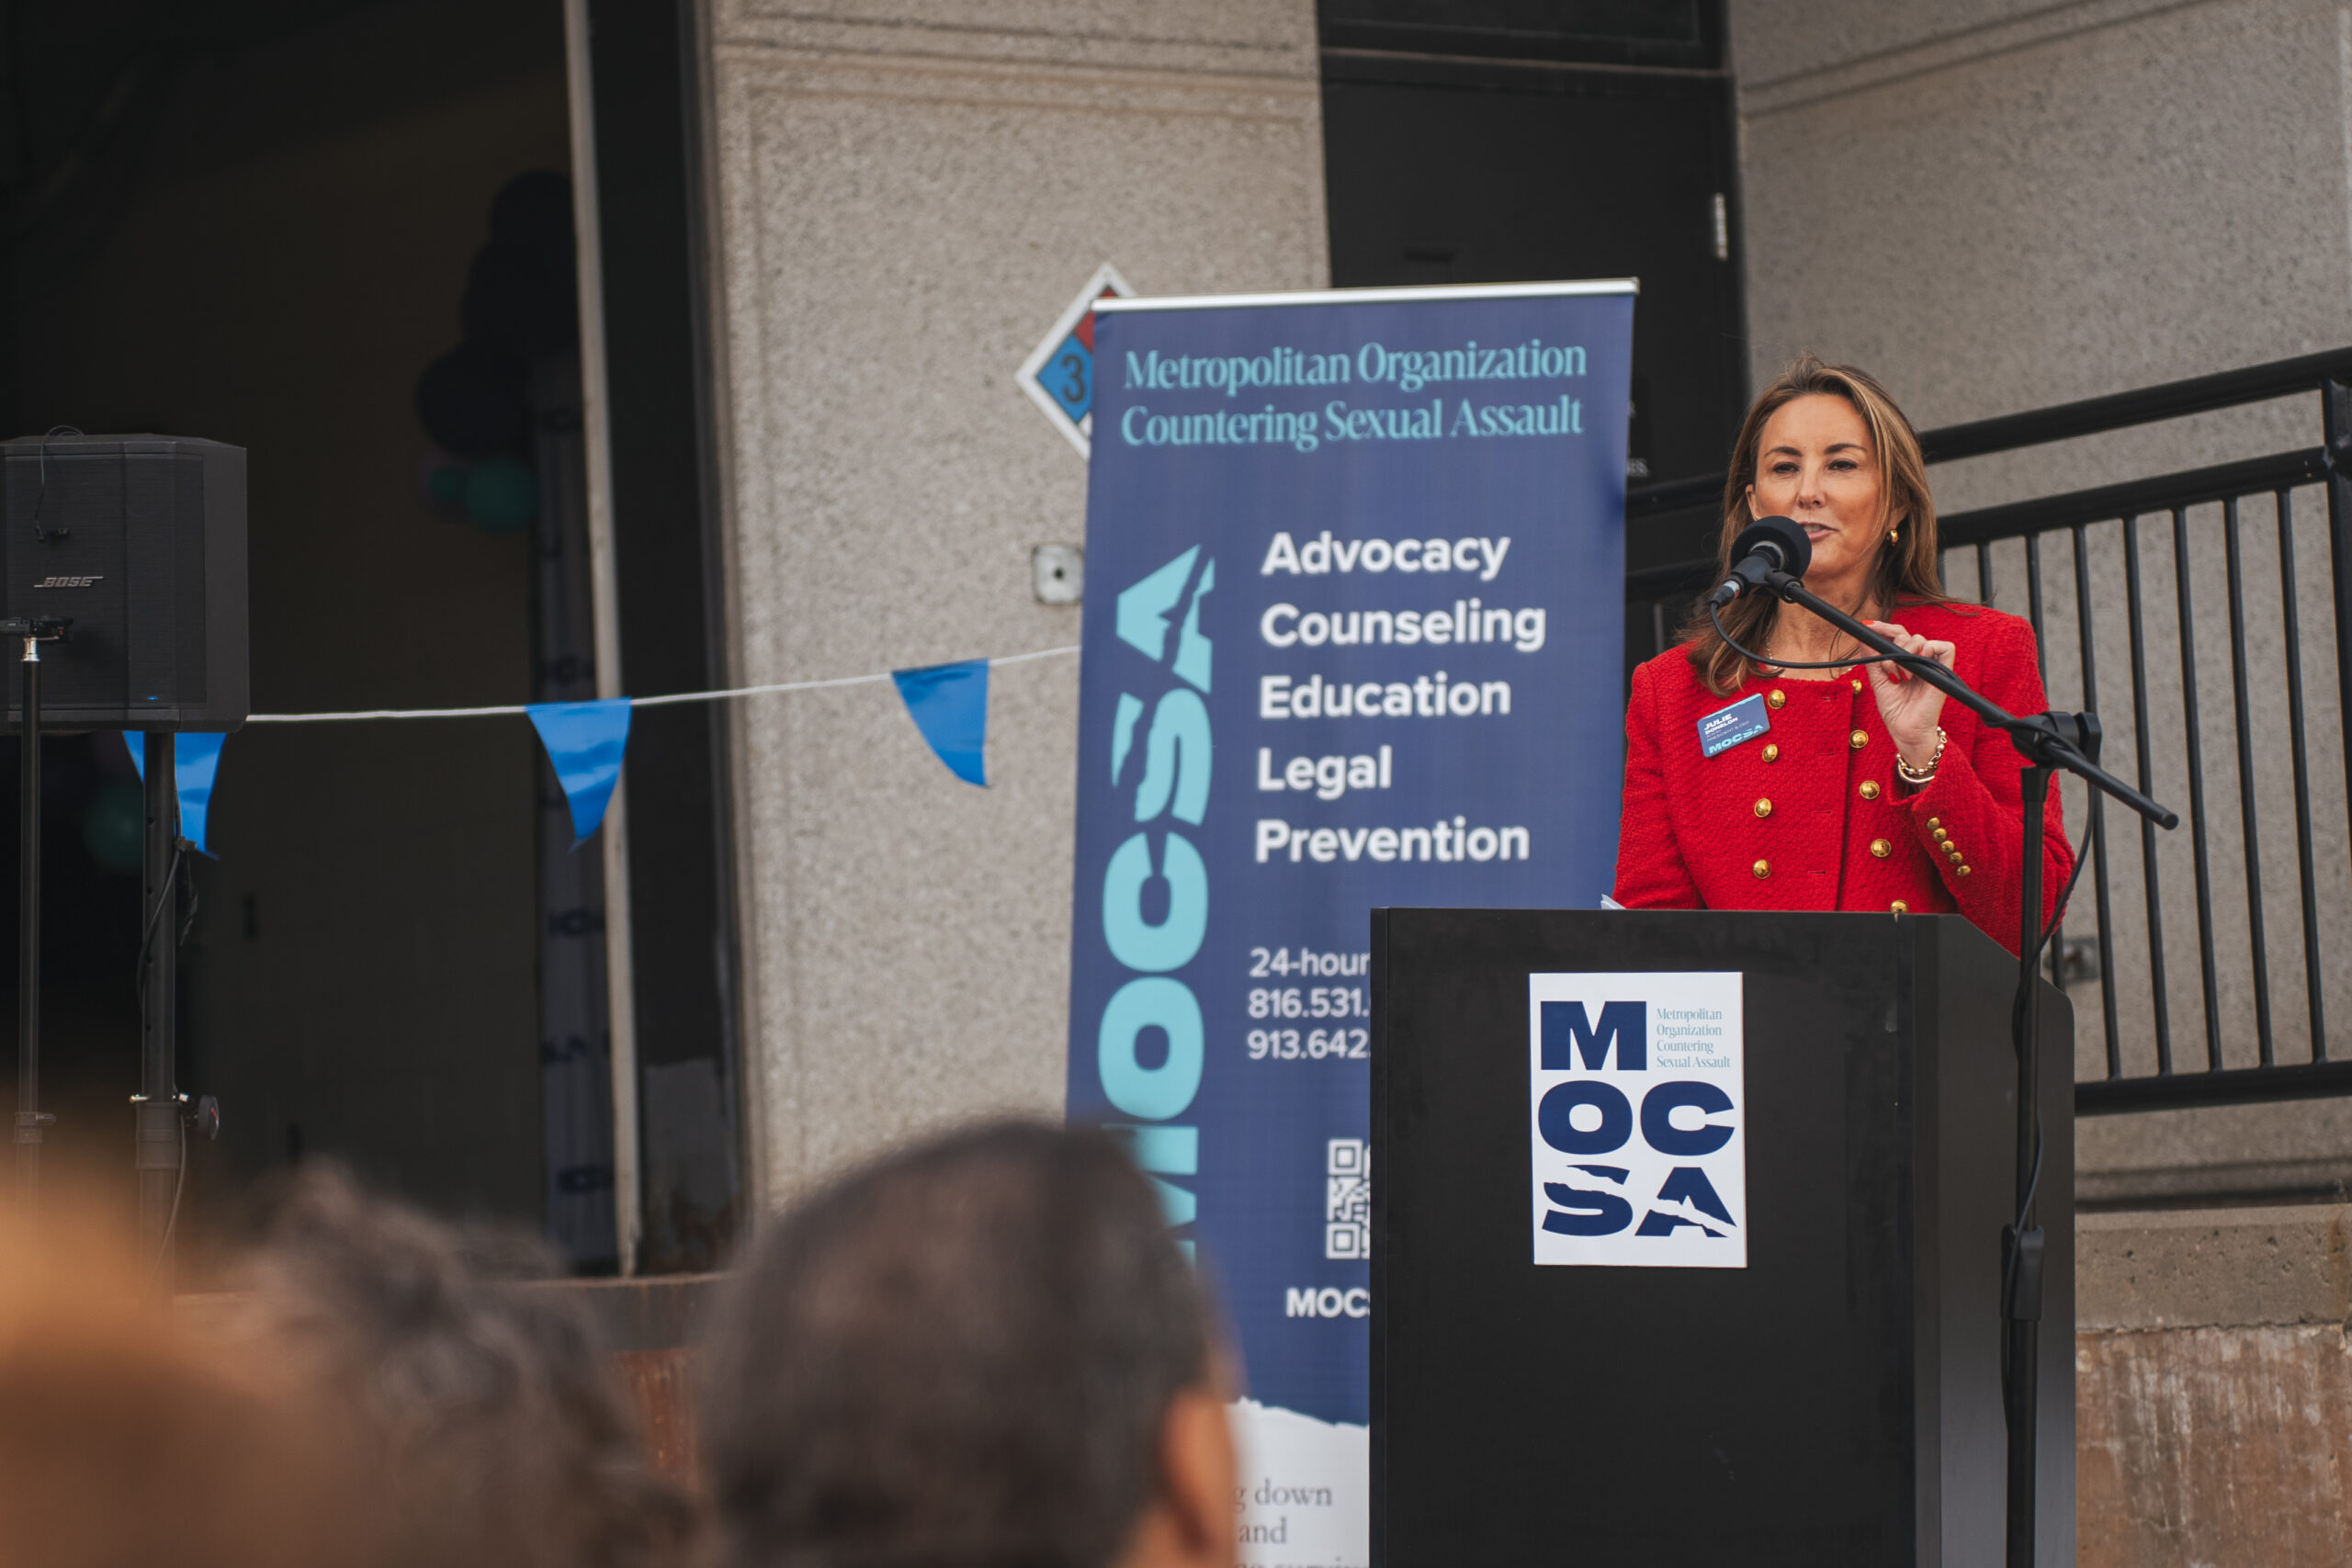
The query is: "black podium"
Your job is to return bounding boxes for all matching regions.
[1369,908,2073,1566]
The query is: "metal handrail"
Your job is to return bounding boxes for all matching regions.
[1627,345,2352,523]
[1918,347,2352,464]
[1938,451,2332,549]
[1623,352,2352,1115]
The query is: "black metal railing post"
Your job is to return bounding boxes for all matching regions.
[2320,378,2352,882]
[2170,505,2222,1068]
[2073,522,2120,1078]
[2276,490,2328,1058]
[2122,515,2173,1073]
[2222,497,2274,1063]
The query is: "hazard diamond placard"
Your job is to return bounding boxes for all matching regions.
[1017,262,1135,457]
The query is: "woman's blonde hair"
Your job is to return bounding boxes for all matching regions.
[1679,353,1949,696]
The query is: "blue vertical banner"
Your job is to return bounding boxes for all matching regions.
[1065,282,1634,1557]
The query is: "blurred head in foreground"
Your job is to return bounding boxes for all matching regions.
[703,1121,1234,1568]
[227,1165,694,1568]
[0,1196,357,1568]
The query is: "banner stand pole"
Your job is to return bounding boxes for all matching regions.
[564,0,641,1275]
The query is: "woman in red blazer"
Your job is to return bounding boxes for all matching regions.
[1613,355,2071,954]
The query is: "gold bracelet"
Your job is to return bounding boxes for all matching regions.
[1895,728,1946,785]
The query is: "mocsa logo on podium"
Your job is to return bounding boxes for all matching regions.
[1527,971,1746,1269]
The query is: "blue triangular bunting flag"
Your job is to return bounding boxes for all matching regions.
[526,698,633,845]
[120,732,228,856]
[175,734,225,856]
[892,659,989,786]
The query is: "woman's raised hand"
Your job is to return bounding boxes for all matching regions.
[1863,620,1954,773]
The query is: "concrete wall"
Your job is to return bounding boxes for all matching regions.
[439,1204,2352,1562]
[694,0,1329,1204]
[2078,1204,2352,1564]
[1727,0,2352,1206]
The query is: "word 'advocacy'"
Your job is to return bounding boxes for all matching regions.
[1261,531,1510,581]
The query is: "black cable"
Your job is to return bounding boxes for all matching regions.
[136,843,198,1279]
[2017,1122,2044,1226]
[123,760,199,1278]
[2036,829,2094,958]
[133,840,185,1019]
[2007,787,2065,1389]
[2001,824,2090,1273]
[1997,1118,2047,1430]
[2008,829,2093,1076]
[31,427,83,542]
[1707,599,1955,676]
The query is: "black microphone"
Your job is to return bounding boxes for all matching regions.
[1706,516,1813,609]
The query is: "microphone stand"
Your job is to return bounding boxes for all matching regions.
[1758,569,2177,1568]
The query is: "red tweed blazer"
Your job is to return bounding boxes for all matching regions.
[1611,601,2073,954]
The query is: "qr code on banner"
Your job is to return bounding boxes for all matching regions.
[1325,1138,1370,1260]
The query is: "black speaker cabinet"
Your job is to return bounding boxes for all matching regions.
[1,434,248,731]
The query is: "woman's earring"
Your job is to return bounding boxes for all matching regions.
[1887,527,1900,545]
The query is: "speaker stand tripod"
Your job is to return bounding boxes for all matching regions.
[7,617,69,1201]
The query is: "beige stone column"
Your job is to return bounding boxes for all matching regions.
[692,1,1329,1208]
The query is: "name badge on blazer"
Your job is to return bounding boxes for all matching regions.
[1697,694,1770,758]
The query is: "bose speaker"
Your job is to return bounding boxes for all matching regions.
[1,434,248,731]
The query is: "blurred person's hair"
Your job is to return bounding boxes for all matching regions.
[0,1192,360,1568]
[701,1120,1218,1568]
[227,1164,694,1568]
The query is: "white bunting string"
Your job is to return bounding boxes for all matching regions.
[239,643,1080,725]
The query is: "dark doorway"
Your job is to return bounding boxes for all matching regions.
[1317,0,1746,576]
[0,0,736,1277]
